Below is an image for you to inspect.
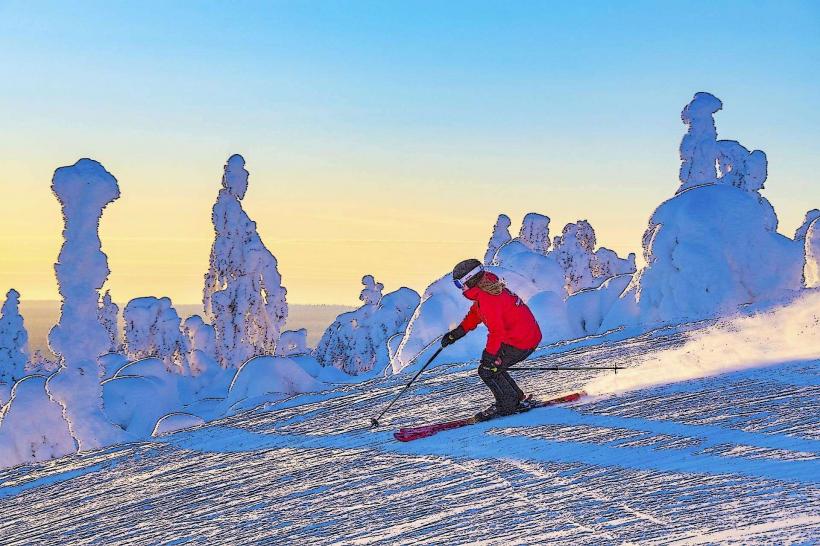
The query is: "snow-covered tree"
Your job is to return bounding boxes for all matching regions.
[124,297,189,374]
[203,154,288,368]
[274,329,309,356]
[551,221,636,294]
[0,289,29,384]
[716,140,767,192]
[359,275,384,305]
[517,213,550,254]
[795,209,820,241]
[46,158,125,450]
[678,92,768,195]
[315,276,420,375]
[183,314,217,376]
[26,349,59,375]
[603,94,803,330]
[98,290,120,353]
[484,214,512,264]
[805,218,820,288]
[679,92,722,192]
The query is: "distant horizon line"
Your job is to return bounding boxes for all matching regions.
[17,300,356,308]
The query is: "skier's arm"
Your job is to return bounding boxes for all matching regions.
[459,302,482,332]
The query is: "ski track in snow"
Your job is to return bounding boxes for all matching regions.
[0,331,818,545]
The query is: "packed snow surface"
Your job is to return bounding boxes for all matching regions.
[1,293,818,544]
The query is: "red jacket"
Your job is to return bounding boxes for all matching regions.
[459,272,542,355]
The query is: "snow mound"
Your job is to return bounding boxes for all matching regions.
[315,278,420,375]
[587,290,820,396]
[99,352,128,380]
[566,273,633,337]
[494,240,566,294]
[0,375,75,468]
[151,413,205,437]
[226,356,325,410]
[103,359,182,439]
[604,184,802,330]
[275,329,309,356]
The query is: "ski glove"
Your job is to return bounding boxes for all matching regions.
[441,326,466,347]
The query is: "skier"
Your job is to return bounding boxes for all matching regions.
[441,258,542,421]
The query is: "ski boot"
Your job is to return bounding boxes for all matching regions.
[473,403,498,422]
[517,393,535,412]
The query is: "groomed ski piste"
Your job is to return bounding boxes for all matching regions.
[1,293,818,545]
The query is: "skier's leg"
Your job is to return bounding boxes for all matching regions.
[477,363,505,403]
[497,345,533,404]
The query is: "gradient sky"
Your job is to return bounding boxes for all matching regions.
[1,1,818,306]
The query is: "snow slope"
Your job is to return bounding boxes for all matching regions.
[1,293,818,544]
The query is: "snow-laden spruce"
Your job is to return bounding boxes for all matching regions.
[804,218,820,288]
[603,93,804,330]
[484,214,512,264]
[551,220,636,294]
[678,92,767,194]
[517,212,551,254]
[203,155,288,368]
[183,315,218,376]
[45,159,126,451]
[27,349,58,375]
[0,289,29,386]
[98,290,120,353]
[315,276,420,375]
[123,297,190,374]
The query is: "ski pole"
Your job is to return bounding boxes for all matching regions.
[506,365,619,373]
[370,346,444,427]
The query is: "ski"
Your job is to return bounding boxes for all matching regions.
[393,390,586,442]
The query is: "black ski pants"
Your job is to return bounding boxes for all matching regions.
[478,343,533,414]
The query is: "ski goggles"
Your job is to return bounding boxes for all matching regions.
[453,264,484,290]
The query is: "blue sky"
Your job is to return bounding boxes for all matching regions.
[0,0,818,304]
